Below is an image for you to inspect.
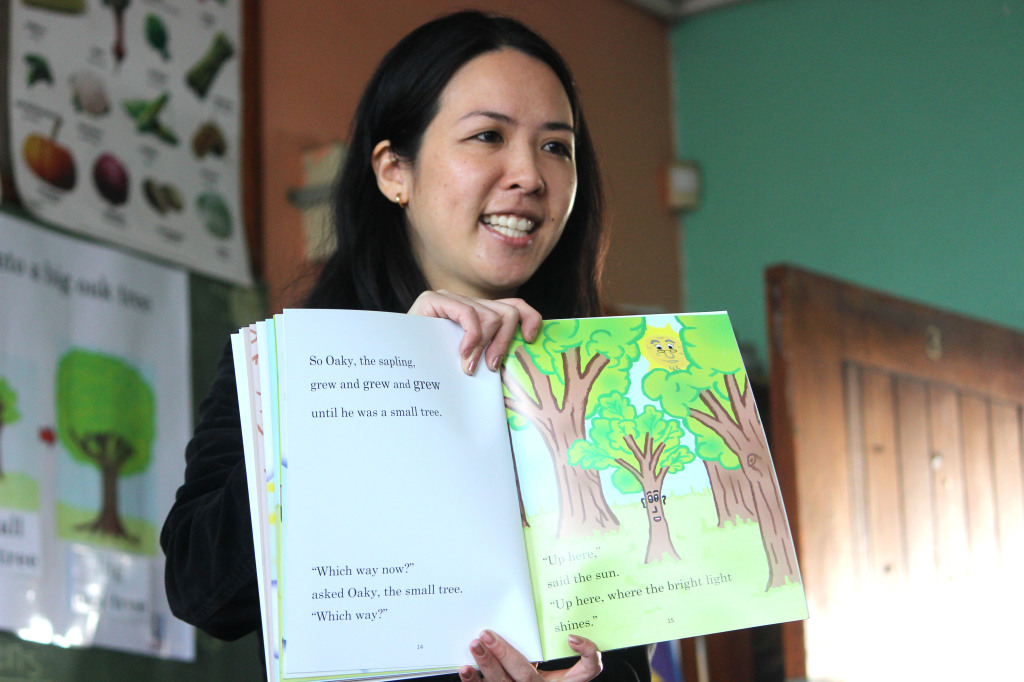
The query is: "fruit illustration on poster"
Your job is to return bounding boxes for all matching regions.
[23,119,77,191]
[69,71,110,117]
[145,12,171,60]
[93,152,129,205]
[11,0,249,284]
[196,191,232,239]
[142,178,183,215]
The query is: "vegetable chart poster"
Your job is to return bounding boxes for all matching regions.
[7,0,251,285]
[0,211,194,660]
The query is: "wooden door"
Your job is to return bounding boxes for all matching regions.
[767,265,1024,681]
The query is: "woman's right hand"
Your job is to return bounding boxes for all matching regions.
[458,630,603,682]
[407,290,542,375]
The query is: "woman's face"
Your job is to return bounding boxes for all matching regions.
[401,49,577,300]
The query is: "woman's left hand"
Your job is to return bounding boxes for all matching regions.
[458,631,602,682]
[407,291,542,375]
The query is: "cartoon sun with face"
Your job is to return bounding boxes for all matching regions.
[640,324,687,371]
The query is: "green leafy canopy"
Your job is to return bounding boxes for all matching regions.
[568,392,694,493]
[504,317,645,420]
[0,377,21,425]
[56,349,155,476]
[641,314,747,468]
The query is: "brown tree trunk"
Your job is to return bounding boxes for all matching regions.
[691,373,800,589]
[620,433,680,563]
[554,462,617,537]
[72,431,138,544]
[644,498,678,563]
[509,448,530,528]
[98,463,125,533]
[504,346,620,538]
[705,459,756,527]
[75,463,137,542]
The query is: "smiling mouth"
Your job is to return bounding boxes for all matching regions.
[482,214,536,238]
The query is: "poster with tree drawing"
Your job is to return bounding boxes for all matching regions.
[0,377,22,481]
[0,211,192,660]
[0,354,50,573]
[0,373,42,513]
[55,349,155,548]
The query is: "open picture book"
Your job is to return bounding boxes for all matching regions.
[231,309,807,681]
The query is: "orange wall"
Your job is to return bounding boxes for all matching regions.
[257,0,678,314]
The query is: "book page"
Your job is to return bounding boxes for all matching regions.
[230,331,276,680]
[502,312,808,658]
[254,321,285,677]
[275,309,541,677]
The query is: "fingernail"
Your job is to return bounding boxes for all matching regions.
[480,630,497,646]
[471,640,485,656]
[463,347,482,375]
[488,353,504,372]
[568,634,582,646]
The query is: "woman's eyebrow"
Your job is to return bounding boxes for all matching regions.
[460,110,574,134]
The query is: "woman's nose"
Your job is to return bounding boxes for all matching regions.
[503,145,545,194]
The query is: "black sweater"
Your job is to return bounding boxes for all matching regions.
[160,343,652,681]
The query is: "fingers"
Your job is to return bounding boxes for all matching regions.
[463,631,603,682]
[475,298,538,372]
[493,297,542,345]
[407,291,541,375]
[555,634,603,682]
[458,664,481,681]
[469,630,539,682]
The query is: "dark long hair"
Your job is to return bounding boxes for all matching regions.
[302,11,606,319]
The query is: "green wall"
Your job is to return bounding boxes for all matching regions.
[671,0,1024,369]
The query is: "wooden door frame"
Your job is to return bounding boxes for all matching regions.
[766,264,1024,680]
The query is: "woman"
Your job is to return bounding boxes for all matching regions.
[161,11,652,682]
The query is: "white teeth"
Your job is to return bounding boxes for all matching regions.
[483,214,534,237]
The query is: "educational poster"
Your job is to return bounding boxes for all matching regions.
[0,210,194,660]
[7,0,251,285]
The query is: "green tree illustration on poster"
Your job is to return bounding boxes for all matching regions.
[503,317,645,538]
[0,377,21,479]
[642,315,799,589]
[56,349,154,543]
[567,392,694,563]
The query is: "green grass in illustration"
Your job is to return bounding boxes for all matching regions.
[56,502,156,555]
[0,472,40,510]
[524,490,806,657]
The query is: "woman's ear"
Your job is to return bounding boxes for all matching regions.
[371,140,408,207]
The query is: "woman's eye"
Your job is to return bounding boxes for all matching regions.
[474,130,503,143]
[543,141,573,158]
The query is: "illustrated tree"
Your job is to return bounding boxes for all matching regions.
[503,317,645,538]
[56,349,154,543]
[642,315,800,589]
[568,392,694,563]
[0,377,21,479]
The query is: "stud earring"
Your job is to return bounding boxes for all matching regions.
[395,193,407,208]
